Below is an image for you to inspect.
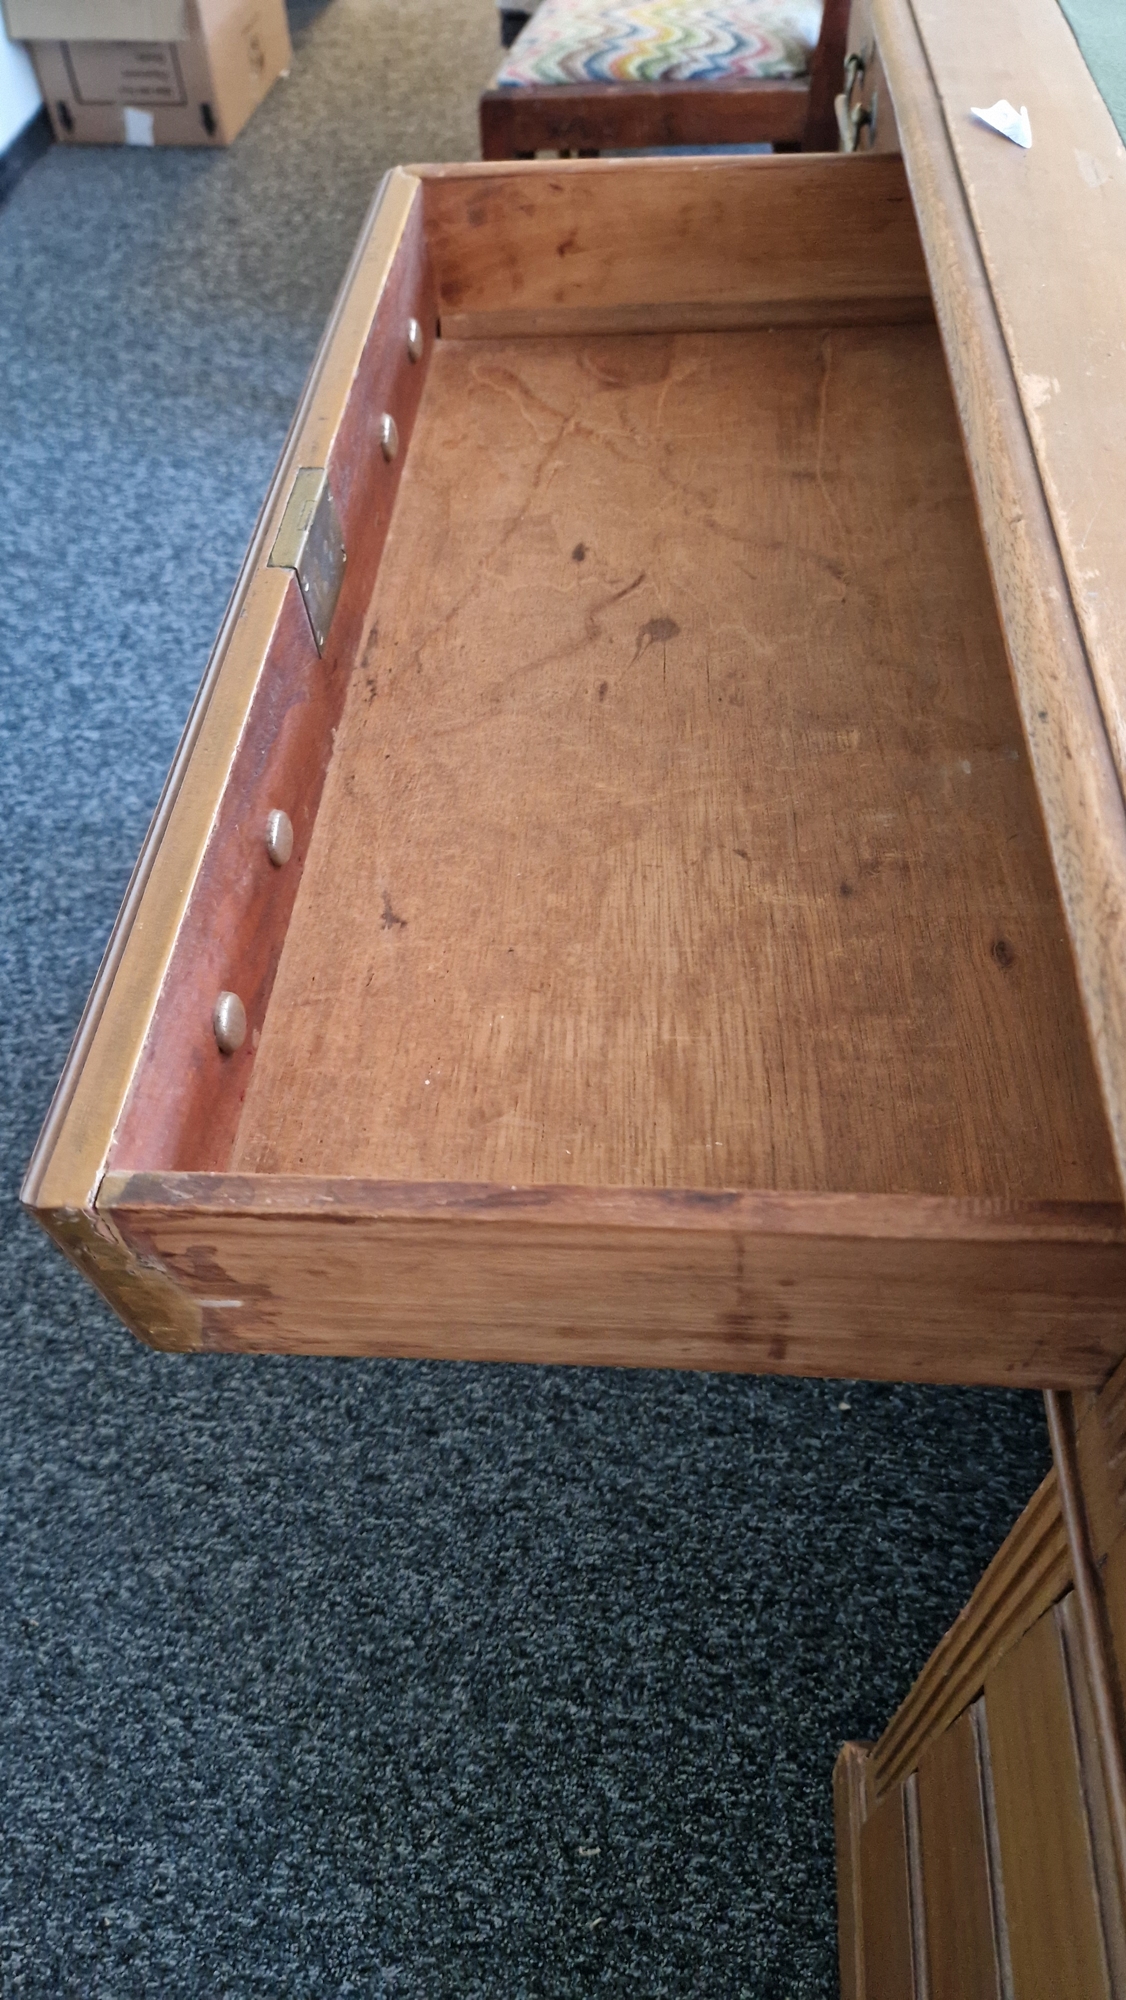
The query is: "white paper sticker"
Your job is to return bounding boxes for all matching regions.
[971,99,1032,149]
[123,106,156,146]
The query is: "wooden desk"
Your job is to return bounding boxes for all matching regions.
[21,1,1126,1987]
[834,1,1126,1991]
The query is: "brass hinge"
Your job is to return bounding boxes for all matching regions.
[267,467,346,655]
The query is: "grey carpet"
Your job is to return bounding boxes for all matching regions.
[0,4,1051,1992]
[1059,0,1126,142]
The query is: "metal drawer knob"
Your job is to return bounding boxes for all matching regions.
[213,991,247,1055]
[380,412,399,462]
[265,809,294,867]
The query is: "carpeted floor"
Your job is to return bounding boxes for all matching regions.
[0,5,1054,1993]
[1059,0,1126,140]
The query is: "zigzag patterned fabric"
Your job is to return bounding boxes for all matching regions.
[494,0,821,87]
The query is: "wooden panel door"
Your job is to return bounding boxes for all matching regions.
[858,1783,917,1999]
[984,1606,1111,1999]
[915,1706,1003,2000]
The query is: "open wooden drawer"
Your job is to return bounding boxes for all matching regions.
[23,151,1126,1385]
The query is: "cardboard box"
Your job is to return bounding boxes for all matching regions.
[3,0,292,145]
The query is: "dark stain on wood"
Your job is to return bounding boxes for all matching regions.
[636,615,680,654]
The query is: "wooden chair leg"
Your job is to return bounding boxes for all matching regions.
[802,0,849,149]
[480,93,517,159]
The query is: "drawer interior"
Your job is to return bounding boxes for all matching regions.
[36,155,1125,1378]
[231,320,1115,1205]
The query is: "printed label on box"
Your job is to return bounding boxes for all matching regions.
[62,38,187,106]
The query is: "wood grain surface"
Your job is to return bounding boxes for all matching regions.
[97,1175,1126,1378]
[800,0,849,153]
[479,79,809,160]
[874,1338,1126,1802]
[1076,1356,1126,1564]
[33,1200,202,1354]
[233,323,1117,1206]
[1058,1591,1126,1996]
[984,1606,1110,2000]
[105,190,436,1176]
[858,1784,917,1999]
[872,1468,1069,1794]
[20,166,424,1218]
[1045,1389,1126,1932]
[907,0,1126,805]
[417,154,931,339]
[835,1741,876,2000]
[870,0,1126,1203]
[1094,1529,1126,1973]
[916,1709,1002,2000]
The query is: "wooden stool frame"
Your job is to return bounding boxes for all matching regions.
[480,0,849,156]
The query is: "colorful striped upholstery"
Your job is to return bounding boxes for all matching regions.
[493,0,822,88]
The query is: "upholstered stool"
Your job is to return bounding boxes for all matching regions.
[480,0,846,157]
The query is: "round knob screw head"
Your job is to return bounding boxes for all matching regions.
[265,808,294,867]
[380,412,399,462]
[213,990,247,1055]
[406,318,424,363]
